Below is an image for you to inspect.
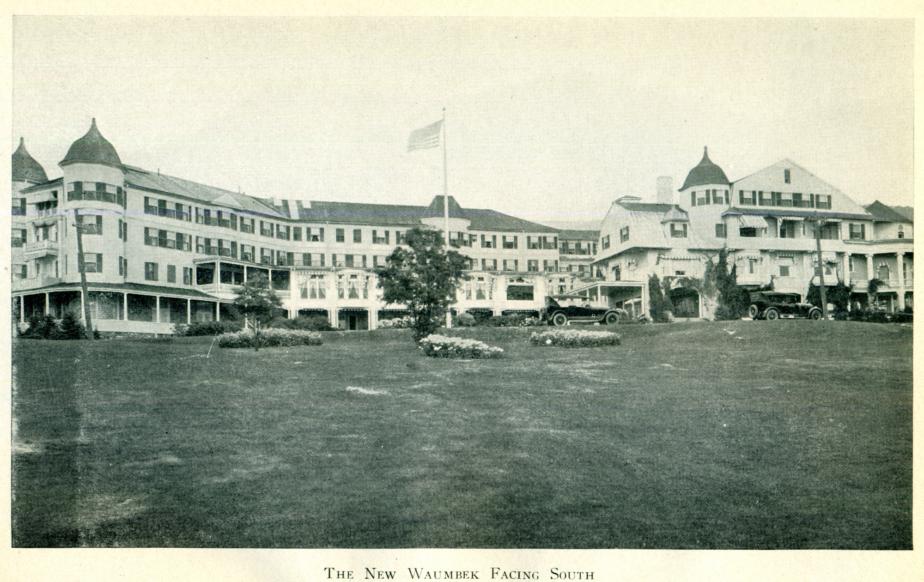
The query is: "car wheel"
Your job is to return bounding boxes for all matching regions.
[809,309,822,320]
[748,304,760,319]
[765,308,780,321]
[551,312,568,326]
[604,311,619,325]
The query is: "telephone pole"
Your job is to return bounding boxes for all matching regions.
[812,212,828,320]
[73,208,95,339]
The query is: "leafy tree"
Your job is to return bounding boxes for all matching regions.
[867,278,885,307]
[232,274,282,350]
[647,274,668,322]
[807,281,852,315]
[376,227,469,341]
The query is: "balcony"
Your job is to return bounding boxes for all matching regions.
[23,239,59,259]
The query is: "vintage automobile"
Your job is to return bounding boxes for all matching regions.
[747,291,823,320]
[540,295,627,326]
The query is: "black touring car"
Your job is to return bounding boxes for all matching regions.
[540,296,627,326]
[747,291,822,320]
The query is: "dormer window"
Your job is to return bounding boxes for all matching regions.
[669,223,688,238]
[784,169,791,183]
[898,225,905,239]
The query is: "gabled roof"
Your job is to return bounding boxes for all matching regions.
[124,165,285,218]
[12,137,48,183]
[557,229,599,241]
[60,118,122,168]
[660,207,689,223]
[892,206,914,222]
[865,201,912,224]
[680,146,730,190]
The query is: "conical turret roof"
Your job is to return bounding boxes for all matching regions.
[680,146,729,190]
[12,137,48,183]
[60,118,122,168]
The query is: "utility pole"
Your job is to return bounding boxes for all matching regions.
[73,208,95,339]
[812,212,828,320]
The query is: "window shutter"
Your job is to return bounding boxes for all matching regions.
[96,254,103,273]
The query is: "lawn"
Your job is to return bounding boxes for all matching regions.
[11,320,912,548]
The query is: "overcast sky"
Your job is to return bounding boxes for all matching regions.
[13,17,913,225]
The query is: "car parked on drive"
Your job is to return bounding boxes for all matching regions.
[540,296,627,326]
[747,291,822,320]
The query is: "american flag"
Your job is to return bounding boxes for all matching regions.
[407,120,443,152]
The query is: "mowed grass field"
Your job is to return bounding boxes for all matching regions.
[11,320,912,548]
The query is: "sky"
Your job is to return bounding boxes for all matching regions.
[12,17,914,225]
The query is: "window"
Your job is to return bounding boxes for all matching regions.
[373,230,390,244]
[307,227,324,242]
[293,226,302,241]
[353,229,362,243]
[613,265,621,281]
[502,235,518,250]
[527,260,539,272]
[482,258,497,271]
[815,194,832,209]
[336,228,345,243]
[849,223,866,240]
[779,221,798,239]
[144,262,159,281]
[183,267,193,285]
[15,264,27,279]
[738,190,756,206]
[12,228,26,247]
[396,230,406,245]
[715,224,727,238]
[240,217,255,234]
[12,197,26,216]
[118,219,127,241]
[543,259,558,272]
[260,221,274,237]
[779,265,790,277]
[619,227,629,242]
[502,259,518,271]
[739,227,758,238]
[77,214,103,235]
[481,234,496,248]
[690,192,697,207]
[118,256,125,276]
[898,225,905,239]
[784,169,791,183]
[79,253,103,273]
[602,235,611,250]
[506,285,534,301]
[167,265,176,283]
[669,223,688,238]
[758,191,772,205]
[276,224,290,240]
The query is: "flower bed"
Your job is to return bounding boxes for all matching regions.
[378,315,414,329]
[529,329,621,348]
[218,328,323,348]
[418,334,504,359]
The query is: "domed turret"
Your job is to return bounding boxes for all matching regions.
[680,146,729,191]
[12,137,48,183]
[60,118,122,168]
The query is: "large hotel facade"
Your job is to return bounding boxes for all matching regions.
[11,120,912,332]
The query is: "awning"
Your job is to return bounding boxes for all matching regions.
[30,191,58,204]
[738,215,768,228]
[779,216,804,222]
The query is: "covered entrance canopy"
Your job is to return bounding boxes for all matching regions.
[569,280,649,320]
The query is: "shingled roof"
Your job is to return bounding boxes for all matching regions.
[557,229,599,241]
[865,200,912,223]
[124,166,285,218]
[297,196,558,232]
[12,137,48,184]
[60,118,123,169]
[680,146,730,190]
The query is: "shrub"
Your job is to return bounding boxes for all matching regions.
[378,315,414,329]
[57,311,87,340]
[20,314,61,339]
[218,328,323,349]
[418,334,504,359]
[268,315,334,332]
[486,314,542,327]
[529,329,621,348]
[177,320,243,336]
[454,312,477,327]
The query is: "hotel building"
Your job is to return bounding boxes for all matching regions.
[584,148,913,318]
[12,119,593,333]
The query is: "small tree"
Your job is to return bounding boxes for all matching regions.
[376,227,469,341]
[867,278,884,308]
[232,274,282,350]
[647,274,667,322]
[58,311,86,340]
[714,249,748,320]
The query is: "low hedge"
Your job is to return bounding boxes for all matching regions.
[176,320,243,336]
[418,334,504,359]
[530,329,621,348]
[218,328,323,349]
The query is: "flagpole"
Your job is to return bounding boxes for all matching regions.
[443,107,452,329]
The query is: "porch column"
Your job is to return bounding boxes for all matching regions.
[641,281,649,317]
[20,296,25,323]
[77,292,83,322]
[215,261,221,293]
[215,302,221,322]
[268,268,274,290]
[155,296,161,323]
[123,292,129,321]
[866,254,874,282]
[186,299,192,325]
[843,253,851,285]
[896,252,905,310]
[45,292,50,315]
[243,265,248,283]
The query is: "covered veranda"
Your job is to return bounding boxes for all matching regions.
[13,282,232,334]
[568,280,650,320]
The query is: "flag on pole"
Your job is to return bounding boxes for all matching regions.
[407,120,443,152]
